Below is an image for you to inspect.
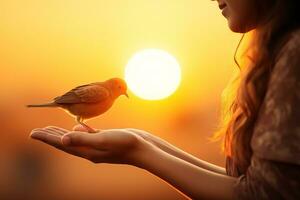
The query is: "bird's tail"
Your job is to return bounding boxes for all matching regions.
[26,102,58,108]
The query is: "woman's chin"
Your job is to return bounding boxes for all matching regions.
[227,17,257,33]
[228,20,252,33]
[228,20,242,33]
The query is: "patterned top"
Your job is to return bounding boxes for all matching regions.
[227,29,300,199]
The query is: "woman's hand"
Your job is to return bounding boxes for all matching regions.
[30,126,235,199]
[125,128,227,175]
[30,125,149,166]
[30,126,225,174]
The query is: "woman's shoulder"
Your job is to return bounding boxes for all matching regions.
[272,28,300,78]
[277,28,300,60]
[289,28,300,41]
[285,28,300,46]
[250,28,300,165]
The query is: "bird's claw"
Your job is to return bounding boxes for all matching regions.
[75,122,99,133]
[87,128,99,133]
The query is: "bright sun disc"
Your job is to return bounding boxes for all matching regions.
[125,49,181,100]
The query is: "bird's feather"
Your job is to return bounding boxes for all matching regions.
[27,102,58,107]
[54,83,110,104]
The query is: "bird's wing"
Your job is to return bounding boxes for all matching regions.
[54,83,110,104]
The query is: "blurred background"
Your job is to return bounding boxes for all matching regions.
[0,0,241,199]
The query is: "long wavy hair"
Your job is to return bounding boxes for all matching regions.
[215,0,300,175]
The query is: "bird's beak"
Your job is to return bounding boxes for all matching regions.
[124,92,129,98]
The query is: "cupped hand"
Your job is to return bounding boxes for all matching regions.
[30,125,147,165]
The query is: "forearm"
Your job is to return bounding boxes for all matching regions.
[135,143,236,200]
[149,135,226,175]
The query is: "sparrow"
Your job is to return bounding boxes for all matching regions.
[27,78,129,133]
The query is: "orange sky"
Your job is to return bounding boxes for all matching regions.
[0,1,241,199]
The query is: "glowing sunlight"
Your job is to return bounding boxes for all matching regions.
[125,49,181,100]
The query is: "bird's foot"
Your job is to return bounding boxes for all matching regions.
[78,123,99,133]
[85,126,99,133]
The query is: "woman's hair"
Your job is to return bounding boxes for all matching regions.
[215,0,300,174]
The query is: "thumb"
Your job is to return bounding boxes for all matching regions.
[62,132,101,147]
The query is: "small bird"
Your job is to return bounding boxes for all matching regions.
[27,78,129,133]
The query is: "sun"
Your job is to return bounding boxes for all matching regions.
[125,49,181,100]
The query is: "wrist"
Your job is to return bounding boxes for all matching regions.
[129,136,158,168]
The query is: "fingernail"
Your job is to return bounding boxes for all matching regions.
[62,136,71,146]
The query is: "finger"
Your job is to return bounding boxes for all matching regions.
[42,128,65,136]
[31,130,105,162]
[62,132,105,149]
[44,126,70,136]
[30,130,63,148]
[45,126,69,135]
[31,128,43,132]
[28,128,42,139]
